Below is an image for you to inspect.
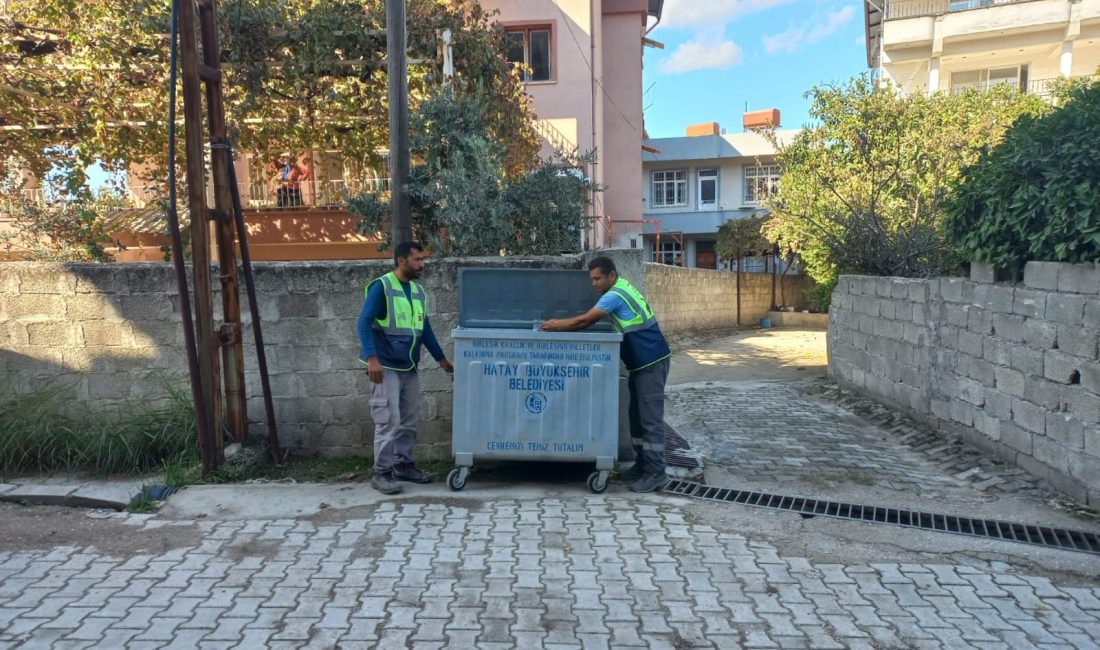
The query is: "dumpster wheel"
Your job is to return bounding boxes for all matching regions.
[587,471,608,494]
[447,467,468,491]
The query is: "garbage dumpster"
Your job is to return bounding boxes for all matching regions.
[447,269,622,493]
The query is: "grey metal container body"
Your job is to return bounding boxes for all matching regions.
[451,327,622,472]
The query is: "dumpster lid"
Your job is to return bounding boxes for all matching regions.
[458,268,613,330]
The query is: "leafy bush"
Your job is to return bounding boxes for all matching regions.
[766,74,1047,284]
[944,78,1100,266]
[350,88,594,256]
[804,277,838,313]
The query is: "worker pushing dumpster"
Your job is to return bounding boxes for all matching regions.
[447,269,622,493]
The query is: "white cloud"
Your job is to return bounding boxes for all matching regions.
[659,34,744,74]
[762,5,857,54]
[659,0,795,29]
[854,35,866,46]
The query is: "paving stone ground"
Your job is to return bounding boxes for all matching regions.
[2,497,1100,650]
[2,328,1099,649]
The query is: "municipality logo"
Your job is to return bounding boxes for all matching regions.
[524,392,548,414]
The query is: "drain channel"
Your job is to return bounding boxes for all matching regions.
[664,479,1100,555]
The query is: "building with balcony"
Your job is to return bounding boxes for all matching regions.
[3,0,665,261]
[640,114,800,271]
[481,0,663,249]
[865,0,1100,95]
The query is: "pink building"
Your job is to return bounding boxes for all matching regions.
[481,0,663,250]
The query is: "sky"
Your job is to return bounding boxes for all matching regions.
[641,0,870,138]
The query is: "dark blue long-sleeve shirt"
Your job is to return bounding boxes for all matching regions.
[357,279,445,367]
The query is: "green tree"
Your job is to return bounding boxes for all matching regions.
[944,77,1100,267]
[0,160,114,261]
[349,88,594,256]
[1,0,538,182]
[716,213,771,268]
[764,73,1048,284]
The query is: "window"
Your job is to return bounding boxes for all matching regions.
[698,169,718,210]
[743,164,780,204]
[505,27,552,82]
[951,65,1027,93]
[651,170,687,207]
[653,239,682,265]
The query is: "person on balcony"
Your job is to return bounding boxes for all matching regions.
[272,152,309,207]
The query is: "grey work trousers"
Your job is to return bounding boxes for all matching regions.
[628,356,670,474]
[369,368,420,474]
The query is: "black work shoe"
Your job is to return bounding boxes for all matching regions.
[629,472,668,493]
[393,462,433,484]
[371,471,403,495]
[618,463,646,481]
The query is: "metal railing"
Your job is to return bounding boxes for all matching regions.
[947,75,1089,99]
[885,0,1043,20]
[2,177,391,216]
[532,119,577,158]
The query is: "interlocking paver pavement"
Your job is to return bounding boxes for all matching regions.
[667,381,972,496]
[2,496,1099,649]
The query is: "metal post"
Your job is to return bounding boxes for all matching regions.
[736,246,742,327]
[387,0,412,245]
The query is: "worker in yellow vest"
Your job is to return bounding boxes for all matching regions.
[540,256,671,493]
[357,241,453,494]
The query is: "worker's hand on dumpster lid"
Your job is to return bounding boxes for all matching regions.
[440,358,454,374]
[539,319,561,331]
[367,357,383,384]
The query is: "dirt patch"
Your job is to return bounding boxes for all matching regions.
[0,503,201,556]
[669,327,827,384]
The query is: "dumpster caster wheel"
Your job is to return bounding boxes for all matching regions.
[587,471,608,494]
[447,468,467,492]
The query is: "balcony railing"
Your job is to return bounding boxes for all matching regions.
[2,177,391,218]
[885,0,1043,20]
[947,75,1089,99]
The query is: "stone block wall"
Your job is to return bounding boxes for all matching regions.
[828,262,1100,505]
[1,252,811,459]
[0,257,581,459]
[645,264,813,337]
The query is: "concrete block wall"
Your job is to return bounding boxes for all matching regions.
[828,262,1100,505]
[645,264,813,337]
[0,257,581,459]
[1,252,812,459]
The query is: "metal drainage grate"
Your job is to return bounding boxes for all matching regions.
[664,479,1100,556]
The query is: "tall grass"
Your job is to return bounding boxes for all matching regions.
[0,380,197,476]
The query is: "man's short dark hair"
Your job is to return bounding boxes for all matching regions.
[587,256,617,276]
[393,241,423,265]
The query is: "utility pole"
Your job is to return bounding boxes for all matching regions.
[172,0,282,472]
[177,0,221,470]
[387,0,412,245]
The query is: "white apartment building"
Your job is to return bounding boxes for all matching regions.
[865,0,1100,96]
[641,116,798,270]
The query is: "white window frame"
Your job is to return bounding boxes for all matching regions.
[743,164,780,204]
[651,169,687,208]
[697,169,718,211]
